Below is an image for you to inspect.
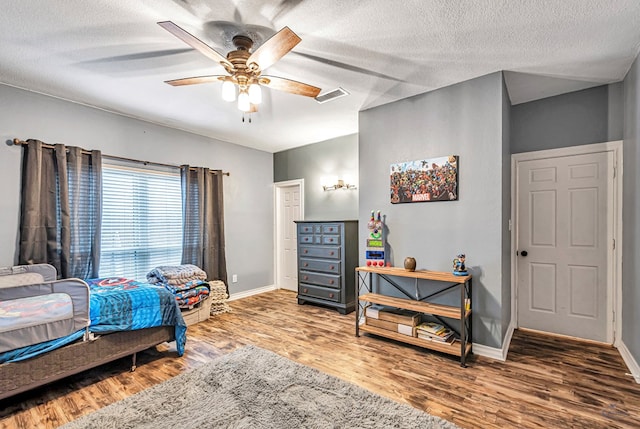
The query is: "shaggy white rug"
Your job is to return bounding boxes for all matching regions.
[60,345,460,429]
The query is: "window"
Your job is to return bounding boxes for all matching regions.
[99,162,183,281]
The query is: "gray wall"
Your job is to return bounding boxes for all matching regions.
[623,54,640,365]
[0,84,274,295]
[273,134,358,220]
[511,83,623,154]
[359,72,508,348]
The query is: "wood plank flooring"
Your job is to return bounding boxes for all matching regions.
[1,289,639,428]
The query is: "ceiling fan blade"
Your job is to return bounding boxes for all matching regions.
[165,75,227,86]
[247,27,301,72]
[261,75,321,98]
[158,21,230,67]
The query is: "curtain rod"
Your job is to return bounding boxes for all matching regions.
[12,138,230,176]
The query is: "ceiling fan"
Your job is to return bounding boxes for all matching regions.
[157,21,321,113]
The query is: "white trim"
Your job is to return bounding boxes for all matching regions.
[472,345,505,361]
[618,341,640,384]
[474,324,515,361]
[511,140,622,161]
[228,284,277,301]
[612,146,623,348]
[510,155,518,333]
[273,179,304,291]
[510,140,623,345]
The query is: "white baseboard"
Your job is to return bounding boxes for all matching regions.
[472,324,515,362]
[617,341,640,384]
[228,284,277,301]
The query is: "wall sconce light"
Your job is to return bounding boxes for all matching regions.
[323,179,357,191]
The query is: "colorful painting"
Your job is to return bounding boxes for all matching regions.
[390,155,459,203]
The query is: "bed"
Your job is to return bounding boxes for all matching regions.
[0,264,186,401]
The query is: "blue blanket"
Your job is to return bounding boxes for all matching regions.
[86,278,186,355]
[0,329,86,363]
[0,278,186,364]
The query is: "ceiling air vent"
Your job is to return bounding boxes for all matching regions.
[315,87,349,104]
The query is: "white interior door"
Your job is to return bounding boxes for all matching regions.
[275,181,303,291]
[516,151,613,342]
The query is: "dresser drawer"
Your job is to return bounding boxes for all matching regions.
[299,271,341,288]
[299,258,340,274]
[299,224,315,234]
[299,284,341,302]
[299,235,322,244]
[322,224,341,234]
[299,246,340,259]
[322,235,340,245]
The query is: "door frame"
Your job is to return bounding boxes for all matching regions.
[274,179,304,290]
[510,140,623,345]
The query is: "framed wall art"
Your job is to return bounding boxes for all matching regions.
[390,155,458,204]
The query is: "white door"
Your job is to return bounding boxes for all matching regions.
[516,151,613,342]
[275,181,303,291]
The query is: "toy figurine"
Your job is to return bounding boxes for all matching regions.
[452,253,468,276]
[365,210,386,267]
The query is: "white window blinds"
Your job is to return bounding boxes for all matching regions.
[99,162,183,281]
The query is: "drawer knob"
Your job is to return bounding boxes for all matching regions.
[329,238,334,242]
[303,288,308,293]
[330,251,334,256]
[303,276,308,280]
[329,228,334,231]
[304,250,308,254]
[304,263,309,267]
[329,280,334,285]
[329,265,334,269]
[329,293,334,298]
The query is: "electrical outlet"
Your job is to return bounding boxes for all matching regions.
[232,274,238,283]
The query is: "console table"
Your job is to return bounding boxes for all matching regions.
[355,266,472,366]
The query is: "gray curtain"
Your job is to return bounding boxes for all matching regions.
[181,166,228,290]
[19,139,102,279]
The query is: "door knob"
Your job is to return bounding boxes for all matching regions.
[520,250,528,257]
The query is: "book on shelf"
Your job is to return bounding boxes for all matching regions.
[416,322,455,342]
[417,327,454,340]
[416,321,447,335]
[417,332,455,344]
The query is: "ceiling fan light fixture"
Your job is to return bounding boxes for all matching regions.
[248,83,262,105]
[221,80,236,102]
[159,22,321,114]
[237,90,251,112]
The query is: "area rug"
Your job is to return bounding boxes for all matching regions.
[60,345,460,429]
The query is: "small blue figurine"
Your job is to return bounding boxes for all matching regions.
[453,253,468,276]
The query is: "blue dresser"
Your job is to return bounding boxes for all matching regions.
[295,220,358,314]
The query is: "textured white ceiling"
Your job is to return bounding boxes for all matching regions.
[1,0,639,152]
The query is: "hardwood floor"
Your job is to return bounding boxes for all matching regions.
[1,289,639,428]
